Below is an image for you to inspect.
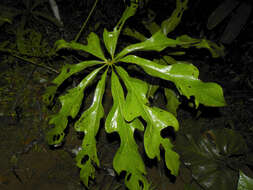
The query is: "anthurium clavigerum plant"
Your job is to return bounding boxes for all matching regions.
[43,0,226,189]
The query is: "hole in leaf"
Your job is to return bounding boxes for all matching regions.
[138,180,144,188]
[76,132,84,139]
[160,126,176,141]
[126,173,132,181]
[134,130,143,142]
[81,155,89,165]
[53,134,61,141]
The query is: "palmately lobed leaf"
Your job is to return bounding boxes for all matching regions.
[43,0,228,188]
[115,66,149,121]
[46,114,67,145]
[45,67,103,146]
[164,88,180,116]
[143,106,180,175]
[60,67,103,118]
[120,55,226,107]
[43,60,103,105]
[76,137,99,187]
[115,66,180,176]
[116,30,179,59]
[74,70,107,134]
[55,32,106,61]
[55,61,103,88]
[105,71,149,189]
[103,28,120,58]
[73,70,107,187]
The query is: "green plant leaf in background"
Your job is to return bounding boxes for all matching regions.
[15,29,55,57]
[161,0,188,35]
[176,125,248,190]
[0,4,21,27]
[0,16,12,25]
[207,0,239,30]
[237,170,253,190]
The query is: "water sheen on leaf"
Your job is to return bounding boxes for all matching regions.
[120,55,226,107]
[116,30,179,59]
[105,71,149,190]
[43,60,103,105]
[103,28,120,58]
[46,67,103,145]
[74,70,107,187]
[116,66,180,175]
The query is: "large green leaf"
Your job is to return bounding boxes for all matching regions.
[74,70,107,187]
[143,106,180,175]
[237,170,253,190]
[46,67,103,145]
[103,2,138,58]
[119,55,226,107]
[55,32,106,61]
[115,30,179,59]
[105,71,149,190]
[58,67,103,119]
[116,66,180,175]
[176,127,248,190]
[116,66,149,121]
[103,28,120,58]
[43,61,103,105]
